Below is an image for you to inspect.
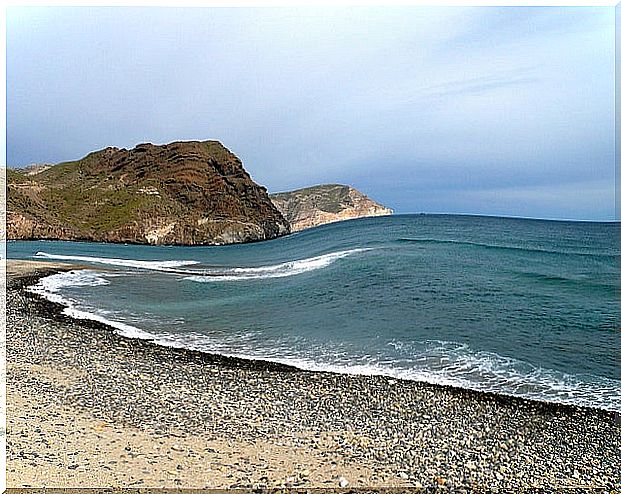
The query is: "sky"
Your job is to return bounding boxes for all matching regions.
[6,6,616,220]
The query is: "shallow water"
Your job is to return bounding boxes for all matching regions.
[9,214,621,411]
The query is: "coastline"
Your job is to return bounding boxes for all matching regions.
[6,260,621,489]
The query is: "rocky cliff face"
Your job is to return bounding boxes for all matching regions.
[7,141,290,245]
[270,184,392,232]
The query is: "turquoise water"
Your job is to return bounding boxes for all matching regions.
[9,214,621,411]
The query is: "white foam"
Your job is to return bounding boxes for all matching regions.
[30,269,110,295]
[108,331,621,412]
[28,270,155,340]
[64,306,155,339]
[26,269,621,412]
[34,252,199,271]
[380,339,621,411]
[268,355,619,412]
[185,248,371,282]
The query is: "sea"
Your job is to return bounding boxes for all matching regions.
[8,214,621,412]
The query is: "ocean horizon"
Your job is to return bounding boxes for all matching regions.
[9,213,620,413]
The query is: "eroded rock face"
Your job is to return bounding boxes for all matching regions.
[7,211,74,240]
[270,184,392,232]
[7,141,290,245]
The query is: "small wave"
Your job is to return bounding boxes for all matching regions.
[34,252,200,271]
[27,272,621,413]
[383,339,621,411]
[512,270,614,291]
[28,270,156,339]
[120,333,621,412]
[30,269,110,294]
[398,238,614,258]
[90,327,621,412]
[184,248,372,282]
[63,307,155,339]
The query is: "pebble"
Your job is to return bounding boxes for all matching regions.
[5,273,621,490]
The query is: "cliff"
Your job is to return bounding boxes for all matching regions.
[270,184,393,232]
[7,141,290,245]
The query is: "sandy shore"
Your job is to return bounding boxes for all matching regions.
[6,260,621,489]
[6,260,87,278]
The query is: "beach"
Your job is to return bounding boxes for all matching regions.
[6,260,620,490]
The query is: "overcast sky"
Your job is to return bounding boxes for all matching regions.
[6,6,615,220]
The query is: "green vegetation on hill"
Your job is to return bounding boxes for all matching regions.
[7,141,289,245]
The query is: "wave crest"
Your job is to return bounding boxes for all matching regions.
[34,252,200,271]
[34,249,372,280]
[28,270,156,339]
[185,248,371,282]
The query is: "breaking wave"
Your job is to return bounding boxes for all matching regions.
[184,248,372,282]
[34,252,199,272]
[34,249,371,280]
[28,270,155,339]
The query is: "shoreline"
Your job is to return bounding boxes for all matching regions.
[6,260,621,489]
[14,269,303,375]
[12,260,616,416]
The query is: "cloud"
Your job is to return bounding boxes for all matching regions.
[450,180,615,221]
[5,6,615,220]
[421,69,539,98]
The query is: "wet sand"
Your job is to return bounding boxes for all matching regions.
[6,260,620,489]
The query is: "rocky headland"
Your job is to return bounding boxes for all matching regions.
[270,184,392,232]
[8,142,393,244]
[7,141,289,245]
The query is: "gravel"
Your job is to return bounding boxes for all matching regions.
[6,268,621,490]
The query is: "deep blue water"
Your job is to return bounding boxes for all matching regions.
[9,214,621,411]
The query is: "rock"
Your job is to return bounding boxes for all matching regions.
[7,141,290,245]
[339,476,349,488]
[22,163,54,175]
[7,275,621,492]
[270,184,392,232]
[398,472,409,479]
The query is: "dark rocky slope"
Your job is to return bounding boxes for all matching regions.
[7,141,289,245]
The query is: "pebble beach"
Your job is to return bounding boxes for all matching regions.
[6,260,621,490]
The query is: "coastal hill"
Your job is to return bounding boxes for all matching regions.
[7,141,290,245]
[270,184,393,232]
